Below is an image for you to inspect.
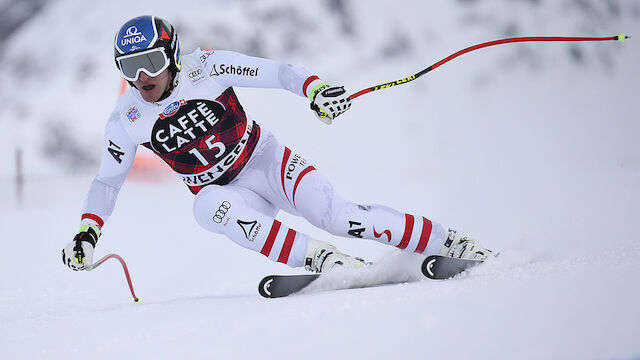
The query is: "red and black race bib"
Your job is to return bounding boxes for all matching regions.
[145,88,260,192]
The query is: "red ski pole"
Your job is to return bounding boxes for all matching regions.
[86,253,140,302]
[350,34,629,100]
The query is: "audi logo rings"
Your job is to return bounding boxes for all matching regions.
[213,201,231,223]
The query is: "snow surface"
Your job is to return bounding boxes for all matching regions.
[1,1,640,359]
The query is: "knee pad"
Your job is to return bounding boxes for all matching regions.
[193,185,245,234]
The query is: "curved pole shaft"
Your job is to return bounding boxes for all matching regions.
[350,35,628,100]
[86,253,140,302]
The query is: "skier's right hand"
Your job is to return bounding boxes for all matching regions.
[62,224,100,271]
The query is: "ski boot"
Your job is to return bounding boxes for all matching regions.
[304,239,367,273]
[440,229,493,261]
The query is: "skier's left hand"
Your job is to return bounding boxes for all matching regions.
[310,84,352,124]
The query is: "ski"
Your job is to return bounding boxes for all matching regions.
[258,271,404,299]
[258,274,320,298]
[258,255,485,298]
[421,255,483,280]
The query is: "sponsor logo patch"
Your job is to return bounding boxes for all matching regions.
[210,64,259,77]
[189,69,203,78]
[237,219,262,242]
[200,51,213,63]
[108,140,124,164]
[159,99,187,119]
[213,201,231,223]
[121,26,148,52]
[348,220,365,239]
[126,106,141,123]
[373,226,392,242]
[188,68,206,85]
[285,154,308,180]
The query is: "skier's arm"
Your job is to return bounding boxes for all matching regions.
[63,109,136,270]
[204,50,352,123]
[204,50,320,96]
[82,109,137,229]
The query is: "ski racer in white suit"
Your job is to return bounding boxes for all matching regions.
[62,15,492,273]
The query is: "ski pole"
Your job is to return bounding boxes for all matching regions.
[86,253,140,302]
[350,34,629,100]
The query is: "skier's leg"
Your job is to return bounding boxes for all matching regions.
[193,184,311,267]
[239,136,447,255]
[282,152,492,260]
[232,132,489,268]
[289,168,445,255]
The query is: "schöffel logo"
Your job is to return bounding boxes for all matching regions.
[237,219,261,242]
[210,64,259,77]
[121,26,147,47]
[159,99,187,119]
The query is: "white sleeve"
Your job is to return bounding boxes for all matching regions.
[205,50,326,99]
[80,109,137,228]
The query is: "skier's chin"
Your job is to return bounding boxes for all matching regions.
[139,85,161,102]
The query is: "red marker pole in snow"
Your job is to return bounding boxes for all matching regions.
[86,253,140,303]
[349,34,629,100]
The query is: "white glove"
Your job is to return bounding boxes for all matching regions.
[310,84,352,124]
[62,224,99,271]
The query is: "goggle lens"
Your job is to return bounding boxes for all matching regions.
[117,48,170,81]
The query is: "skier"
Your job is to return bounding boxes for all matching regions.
[62,15,492,274]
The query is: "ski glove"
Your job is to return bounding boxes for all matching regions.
[310,84,352,124]
[62,224,100,271]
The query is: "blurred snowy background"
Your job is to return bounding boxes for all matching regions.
[1,0,639,359]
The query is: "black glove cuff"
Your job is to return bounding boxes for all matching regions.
[74,227,98,248]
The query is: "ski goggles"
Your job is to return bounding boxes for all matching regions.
[116,47,170,81]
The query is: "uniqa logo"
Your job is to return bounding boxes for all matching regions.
[124,26,142,37]
[121,26,147,46]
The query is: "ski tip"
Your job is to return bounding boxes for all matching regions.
[259,277,275,298]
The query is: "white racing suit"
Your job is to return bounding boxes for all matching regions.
[81,48,447,267]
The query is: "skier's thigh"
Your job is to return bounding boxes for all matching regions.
[192,184,276,234]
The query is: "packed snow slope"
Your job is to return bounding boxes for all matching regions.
[1,1,639,359]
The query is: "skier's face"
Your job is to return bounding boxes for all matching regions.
[133,69,171,102]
